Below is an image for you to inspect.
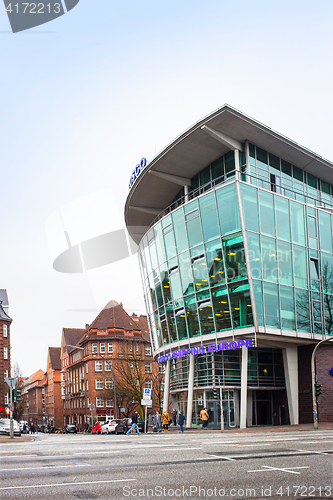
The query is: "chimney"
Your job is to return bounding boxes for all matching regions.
[85,324,89,329]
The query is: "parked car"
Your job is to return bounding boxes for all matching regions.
[19,420,28,431]
[63,424,77,434]
[0,418,21,436]
[91,421,103,434]
[115,417,146,434]
[101,419,121,434]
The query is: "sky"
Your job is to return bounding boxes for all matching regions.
[1,0,333,376]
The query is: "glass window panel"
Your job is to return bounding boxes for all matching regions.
[290,201,306,246]
[169,268,182,300]
[211,156,224,181]
[269,153,280,171]
[228,281,253,328]
[155,281,164,308]
[320,180,330,194]
[275,196,291,241]
[200,165,211,186]
[153,310,163,348]
[321,253,333,294]
[249,143,256,158]
[323,294,333,335]
[310,259,319,280]
[174,299,188,340]
[253,279,264,326]
[166,303,177,342]
[312,300,322,324]
[178,251,194,296]
[225,151,235,178]
[160,265,172,304]
[184,199,198,215]
[197,296,215,336]
[186,216,203,248]
[259,190,275,237]
[172,208,188,254]
[307,173,317,189]
[293,166,303,182]
[261,236,278,282]
[307,216,317,238]
[191,252,209,291]
[319,211,333,253]
[216,184,241,236]
[184,294,200,337]
[191,174,199,191]
[247,232,261,280]
[148,273,158,311]
[154,223,166,266]
[295,288,310,332]
[199,192,220,242]
[163,229,176,260]
[205,239,225,287]
[277,240,293,286]
[149,241,158,272]
[281,160,292,177]
[211,286,232,331]
[241,184,259,233]
[280,285,295,330]
[263,282,280,328]
[256,147,268,165]
[293,245,308,289]
[223,234,247,282]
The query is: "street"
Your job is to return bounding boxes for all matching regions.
[0,428,332,500]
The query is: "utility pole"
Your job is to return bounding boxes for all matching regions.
[311,338,333,430]
[5,377,17,439]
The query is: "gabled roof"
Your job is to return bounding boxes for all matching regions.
[48,347,61,371]
[86,300,141,333]
[0,302,12,322]
[0,290,9,308]
[22,369,45,388]
[131,314,149,341]
[125,104,333,244]
[62,328,87,355]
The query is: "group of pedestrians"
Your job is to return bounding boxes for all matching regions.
[153,408,185,433]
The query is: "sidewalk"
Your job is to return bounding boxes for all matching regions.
[154,422,333,434]
[0,435,35,444]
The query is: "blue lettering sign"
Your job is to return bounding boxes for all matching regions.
[129,158,147,189]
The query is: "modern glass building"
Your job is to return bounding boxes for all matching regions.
[125,105,333,427]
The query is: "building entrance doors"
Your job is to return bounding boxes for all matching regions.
[206,400,235,428]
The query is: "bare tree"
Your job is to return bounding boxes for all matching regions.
[12,363,26,422]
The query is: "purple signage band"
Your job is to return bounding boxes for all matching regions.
[157,338,255,363]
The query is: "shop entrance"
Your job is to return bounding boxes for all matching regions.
[206,389,235,427]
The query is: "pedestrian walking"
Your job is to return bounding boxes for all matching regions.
[126,411,140,435]
[153,411,162,432]
[178,411,185,433]
[161,411,170,432]
[200,407,209,428]
[22,424,27,434]
[30,422,35,434]
[171,408,177,426]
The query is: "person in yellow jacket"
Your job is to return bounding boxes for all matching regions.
[200,407,209,428]
[161,411,170,432]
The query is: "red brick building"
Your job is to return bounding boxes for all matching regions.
[21,369,46,426]
[61,300,162,430]
[44,347,63,428]
[0,290,12,413]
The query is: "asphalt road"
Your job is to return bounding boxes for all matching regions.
[0,429,332,500]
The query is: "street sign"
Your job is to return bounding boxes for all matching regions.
[5,407,10,415]
[143,388,151,399]
[89,403,95,411]
[141,399,152,406]
[120,408,125,412]
[4,377,17,388]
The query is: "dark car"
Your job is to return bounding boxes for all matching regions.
[64,424,77,434]
[115,417,146,434]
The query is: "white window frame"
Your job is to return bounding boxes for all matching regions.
[105,378,113,389]
[100,343,105,354]
[96,398,104,408]
[145,379,152,389]
[145,363,152,374]
[92,343,97,353]
[4,369,8,378]
[95,360,103,372]
[105,361,112,371]
[108,342,113,353]
[145,346,151,356]
[3,325,7,338]
[95,379,103,390]
[4,393,8,405]
[105,399,113,407]
[4,347,8,360]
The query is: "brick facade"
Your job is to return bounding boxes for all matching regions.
[0,291,12,414]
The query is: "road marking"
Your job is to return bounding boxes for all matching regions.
[200,455,236,461]
[0,478,136,491]
[0,464,89,472]
[248,466,309,474]
[235,443,271,447]
[297,449,329,456]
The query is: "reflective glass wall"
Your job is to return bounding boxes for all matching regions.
[138,183,254,351]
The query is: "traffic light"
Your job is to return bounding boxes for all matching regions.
[16,389,21,402]
[212,388,218,399]
[315,383,322,398]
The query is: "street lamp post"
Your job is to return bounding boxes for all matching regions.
[311,338,333,430]
[67,345,118,419]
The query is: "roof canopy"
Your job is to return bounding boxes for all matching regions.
[125,105,333,244]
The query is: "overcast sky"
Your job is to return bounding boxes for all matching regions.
[1,0,333,376]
